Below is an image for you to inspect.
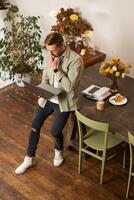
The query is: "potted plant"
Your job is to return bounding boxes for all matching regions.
[0,4,43,86]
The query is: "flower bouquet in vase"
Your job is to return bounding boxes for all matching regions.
[100,58,131,93]
[50,8,93,55]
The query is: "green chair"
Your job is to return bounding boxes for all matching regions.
[75,110,123,185]
[126,131,134,199]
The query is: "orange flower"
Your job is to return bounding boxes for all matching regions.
[124,67,129,73]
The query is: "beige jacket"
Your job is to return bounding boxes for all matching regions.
[38,47,84,112]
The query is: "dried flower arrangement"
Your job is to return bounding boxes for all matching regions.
[50,8,93,55]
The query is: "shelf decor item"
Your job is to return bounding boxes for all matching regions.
[0,0,10,10]
[100,58,131,92]
[0,0,10,19]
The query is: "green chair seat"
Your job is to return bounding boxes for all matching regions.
[84,129,122,151]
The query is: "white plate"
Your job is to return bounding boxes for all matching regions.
[109,95,128,105]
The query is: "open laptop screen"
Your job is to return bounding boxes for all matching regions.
[23,81,61,100]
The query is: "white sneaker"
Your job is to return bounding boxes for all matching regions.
[53,149,64,167]
[15,156,36,175]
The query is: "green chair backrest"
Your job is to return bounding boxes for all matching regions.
[128,131,134,162]
[75,110,109,149]
[128,131,134,146]
[75,110,108,132]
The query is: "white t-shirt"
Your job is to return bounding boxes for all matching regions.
[50,73,59,104]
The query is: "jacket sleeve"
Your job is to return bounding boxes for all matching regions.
[38,49,49,88]
[55,57,84,92]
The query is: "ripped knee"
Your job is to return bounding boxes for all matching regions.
[31,127,37,133]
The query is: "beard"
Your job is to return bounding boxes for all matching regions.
[51,45,66,57]
[51,51,62,57]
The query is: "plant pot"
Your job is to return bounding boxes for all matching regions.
[14,73,32,87]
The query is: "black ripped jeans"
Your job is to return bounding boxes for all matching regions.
[27,101,70,157]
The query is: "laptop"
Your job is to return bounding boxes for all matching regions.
[23,81,61,100]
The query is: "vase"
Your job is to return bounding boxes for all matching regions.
[15,73,32,87]
[109,77,118,93]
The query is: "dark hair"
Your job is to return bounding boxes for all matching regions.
[44,32,64,47]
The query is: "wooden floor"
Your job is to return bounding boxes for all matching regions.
[0,84,133,200]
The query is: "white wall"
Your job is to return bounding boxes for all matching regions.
[1,0,134,87]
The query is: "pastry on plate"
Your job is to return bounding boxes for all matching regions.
[114,94,125,102]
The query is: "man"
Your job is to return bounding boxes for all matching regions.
[15,32,84,174]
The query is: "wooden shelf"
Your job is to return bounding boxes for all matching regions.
[70,44,106,68]
[82,50,106,68]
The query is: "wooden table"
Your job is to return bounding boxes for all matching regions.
[65,65,134,148]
